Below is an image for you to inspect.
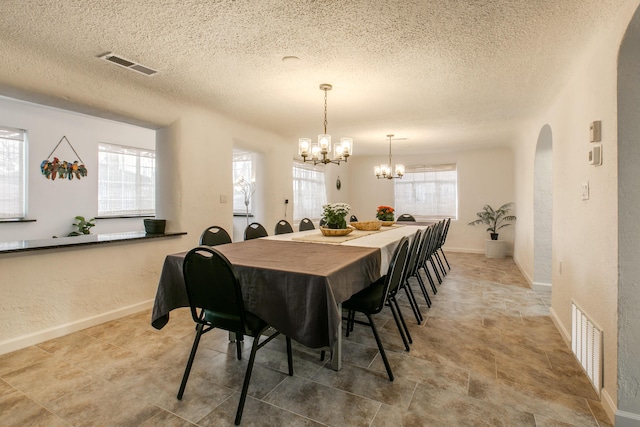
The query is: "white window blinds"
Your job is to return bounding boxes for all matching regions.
[394,164,458,219]
[0,126,26,219]
[293,161,327,221]
[98,143,155,216]
[233,150,255,215]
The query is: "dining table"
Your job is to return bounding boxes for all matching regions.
[151,223,428,370]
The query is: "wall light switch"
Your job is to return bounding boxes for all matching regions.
[581,181,590,201]
[220,194,228,203]
[589,121,601,142]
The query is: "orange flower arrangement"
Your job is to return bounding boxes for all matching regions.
[376,205,395,221]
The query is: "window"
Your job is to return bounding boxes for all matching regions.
[233,150,256,215]
[0,126,26,219]
[394,164,458,219]
[293,161,327,221]
[98,143,155,216]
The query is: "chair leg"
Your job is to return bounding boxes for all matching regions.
[415,273,433,306]
[390,297,412,346]
[402,280,423,323]
[177,323,204,399]
[429,256,443,284]
[440,248,451,270]
[236,334,243,360]
[366,314,394,381]
[235,328,267,426]
[286,337,294,376]
[388,299,410,351]
[434,250,447,276]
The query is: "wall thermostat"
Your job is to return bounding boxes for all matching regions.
[589,121,601,142]
[589,144,602,166]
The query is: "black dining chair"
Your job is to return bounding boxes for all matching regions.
[397,214,416,222]
[177,247,293,426]
[244,222,268,240]
[343,236,410,381]
[298,218,315,231]
[350,214,358,222]
[406,228,434,308]
[319,218,327,227]
[274,219,294,235]
[199,225,232,246]
[398,229,428,323]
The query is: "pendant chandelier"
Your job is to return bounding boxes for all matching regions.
[298,84,353,165]
[374,134,405,179]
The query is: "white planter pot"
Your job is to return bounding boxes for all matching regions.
[485,239,507,258]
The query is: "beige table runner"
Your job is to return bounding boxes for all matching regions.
[291,225,401,244]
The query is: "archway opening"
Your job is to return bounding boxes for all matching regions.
[533,124,553,288]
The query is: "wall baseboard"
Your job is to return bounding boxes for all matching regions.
[0,299,154,356]
[601,388,617,425]
[549,306,571,347]
[512,255,533,287]
[532,281,552,291]
[615,409,640,426]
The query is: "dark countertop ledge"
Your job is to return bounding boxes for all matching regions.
[0,231,187,254]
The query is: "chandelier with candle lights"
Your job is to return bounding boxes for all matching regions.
[298,84,353,165]
[374,134,405,179]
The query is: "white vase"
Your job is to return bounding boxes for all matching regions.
[485,239,507,258]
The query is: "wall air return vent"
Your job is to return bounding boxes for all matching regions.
[99,53,158,76]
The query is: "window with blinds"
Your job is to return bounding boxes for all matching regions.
[0,126,26,219]
[233,150,256,215]
[293,161,327,221]
[394,164,458,220]
[98,143,155,216]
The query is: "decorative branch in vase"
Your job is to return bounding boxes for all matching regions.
[234,177,256,227]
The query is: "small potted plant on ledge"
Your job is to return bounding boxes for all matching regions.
[68,216,96,236]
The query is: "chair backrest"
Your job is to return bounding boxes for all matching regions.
[397,214,416,222]
[404,228,424,278]
[319,218,327,227]
[372,236,410,314]
[274,219,294,235]
[350,215,358,222]
[299,218,315,231]
[417,225,434,266]
[182,247,248,333]
[199,225,232,246]
[244,222,268,240]
[440,218,451,246]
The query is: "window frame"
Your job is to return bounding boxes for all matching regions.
[97,142,156,217]
[292,161,327,222]
[233,150,256,216]
[0,126,27,220]
[393,163,458,220]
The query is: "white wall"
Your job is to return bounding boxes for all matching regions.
[0,97,292,355]
[0,96,155,242]
[512,7,640,418]
[347,147,515,253]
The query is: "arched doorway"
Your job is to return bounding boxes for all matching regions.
[533,125,553,289]
[617,3,640,424]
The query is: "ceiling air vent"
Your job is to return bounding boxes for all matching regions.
[99,53,158,76]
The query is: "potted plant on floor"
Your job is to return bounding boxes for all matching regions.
[468,202,516,240]
[469,203,516,258]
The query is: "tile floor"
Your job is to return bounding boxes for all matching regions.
[0,252,613,426]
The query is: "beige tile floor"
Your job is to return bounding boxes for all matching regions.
[0,252,613,426]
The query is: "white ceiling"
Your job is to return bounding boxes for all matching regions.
[0,0,629,155]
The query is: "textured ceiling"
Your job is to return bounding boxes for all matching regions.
[0,0,632,154]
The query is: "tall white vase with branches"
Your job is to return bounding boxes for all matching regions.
[234,177,256,227]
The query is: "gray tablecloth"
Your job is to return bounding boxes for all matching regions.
[151,239,381,348]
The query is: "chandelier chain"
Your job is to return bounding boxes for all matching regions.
[323,88,328,134]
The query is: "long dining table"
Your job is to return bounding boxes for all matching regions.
[151,224,427,370]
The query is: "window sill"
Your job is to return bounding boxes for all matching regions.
[0,231,186,254]
[0,218,37,224]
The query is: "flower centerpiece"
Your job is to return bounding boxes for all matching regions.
[376,205,395,221]
[322,203,351,229]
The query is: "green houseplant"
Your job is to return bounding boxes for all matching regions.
[322,203,351,229]
[468,202,516,240]
[68,216,96,236]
